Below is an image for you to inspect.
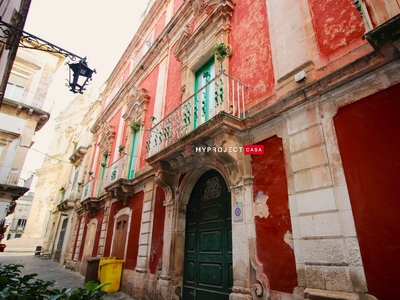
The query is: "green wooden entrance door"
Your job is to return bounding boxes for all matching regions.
[183,170,233,300]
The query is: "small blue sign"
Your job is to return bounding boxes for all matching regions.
[233,203,243,222]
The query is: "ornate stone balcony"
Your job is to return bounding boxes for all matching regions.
[81,179,95,201]
[146,70,247,158]
[103,155,127,188]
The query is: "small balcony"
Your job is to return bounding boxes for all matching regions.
[0,168,34,188]
[145,70,247,158]
[0,168,33,210]
[80,179,104,213]
[69,134,92,165]
[81,179,95,202]
[4,88,55,113]
[58,186,82,204]
[103,155,127,188]
[353,1,400,50]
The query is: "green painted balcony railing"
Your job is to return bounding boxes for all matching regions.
[146,70,247,157]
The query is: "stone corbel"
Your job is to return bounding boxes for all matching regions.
[153,161,179,206]
[110,184,134,205]
[209,126,243,183]
[81,200,100,214]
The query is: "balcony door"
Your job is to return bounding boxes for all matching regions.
[194,59,215,128]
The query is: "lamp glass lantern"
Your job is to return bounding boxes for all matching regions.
[67,58,96,94]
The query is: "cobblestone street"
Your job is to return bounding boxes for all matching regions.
[0,252,136,299]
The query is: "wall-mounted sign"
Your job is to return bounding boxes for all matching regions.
[233,202,243,222]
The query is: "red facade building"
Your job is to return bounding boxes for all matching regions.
[58,0,400,299]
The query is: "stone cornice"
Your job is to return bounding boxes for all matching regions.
[2,99,50,132]
[246,42,400,130]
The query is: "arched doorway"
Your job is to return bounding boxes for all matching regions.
[183,170,233,300]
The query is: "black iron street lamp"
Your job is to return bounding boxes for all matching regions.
[67,58,96,94]
[0,17,96,94]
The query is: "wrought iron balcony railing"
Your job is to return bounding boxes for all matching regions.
[104,155,127,188]
[146,70,247,157]
[81,177,110,201]
[81,179,94,201]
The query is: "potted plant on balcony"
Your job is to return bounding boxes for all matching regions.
[210,42,232,70]
[118,145,125,155]
[59,187,66,194]
[130,121,142,133]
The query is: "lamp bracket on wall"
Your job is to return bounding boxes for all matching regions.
[0,16,82,61]
[0,17,96,94]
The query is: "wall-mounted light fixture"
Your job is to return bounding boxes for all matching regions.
[0,16,96,95]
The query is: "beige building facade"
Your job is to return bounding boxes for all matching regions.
[0,44,63,247]
[18,94,101,260]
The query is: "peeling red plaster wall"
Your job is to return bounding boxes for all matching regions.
[90,213,103,257]
[309,0,364,57]
[138,66,160,168]
[230,0,274,104]
[104,204,118,257]
[149,186,166,274]
[165,43,182,116]
[78,214,89,261]
[334,83,400,300]
[252,136,297,293]
[125,192,144,270]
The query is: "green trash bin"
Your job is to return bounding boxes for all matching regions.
[98,257,124,293]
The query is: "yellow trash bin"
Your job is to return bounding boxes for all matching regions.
[98,257,124,293]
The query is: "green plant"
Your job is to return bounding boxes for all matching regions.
[118,145,125,154]
[210,42,231,61]
[130,121,142,133]
[0,264,108,299]
[59,187,66,194]
[88,171,94,176]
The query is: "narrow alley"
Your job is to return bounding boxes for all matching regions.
[0,252,136,299]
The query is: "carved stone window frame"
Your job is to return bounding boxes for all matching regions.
[173,0,235,100]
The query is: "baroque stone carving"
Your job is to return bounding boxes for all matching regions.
[190,0,205,17]
[110,184,134,205]
[123,88,150,122]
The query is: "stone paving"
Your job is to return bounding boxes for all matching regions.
[0,252,136,299]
